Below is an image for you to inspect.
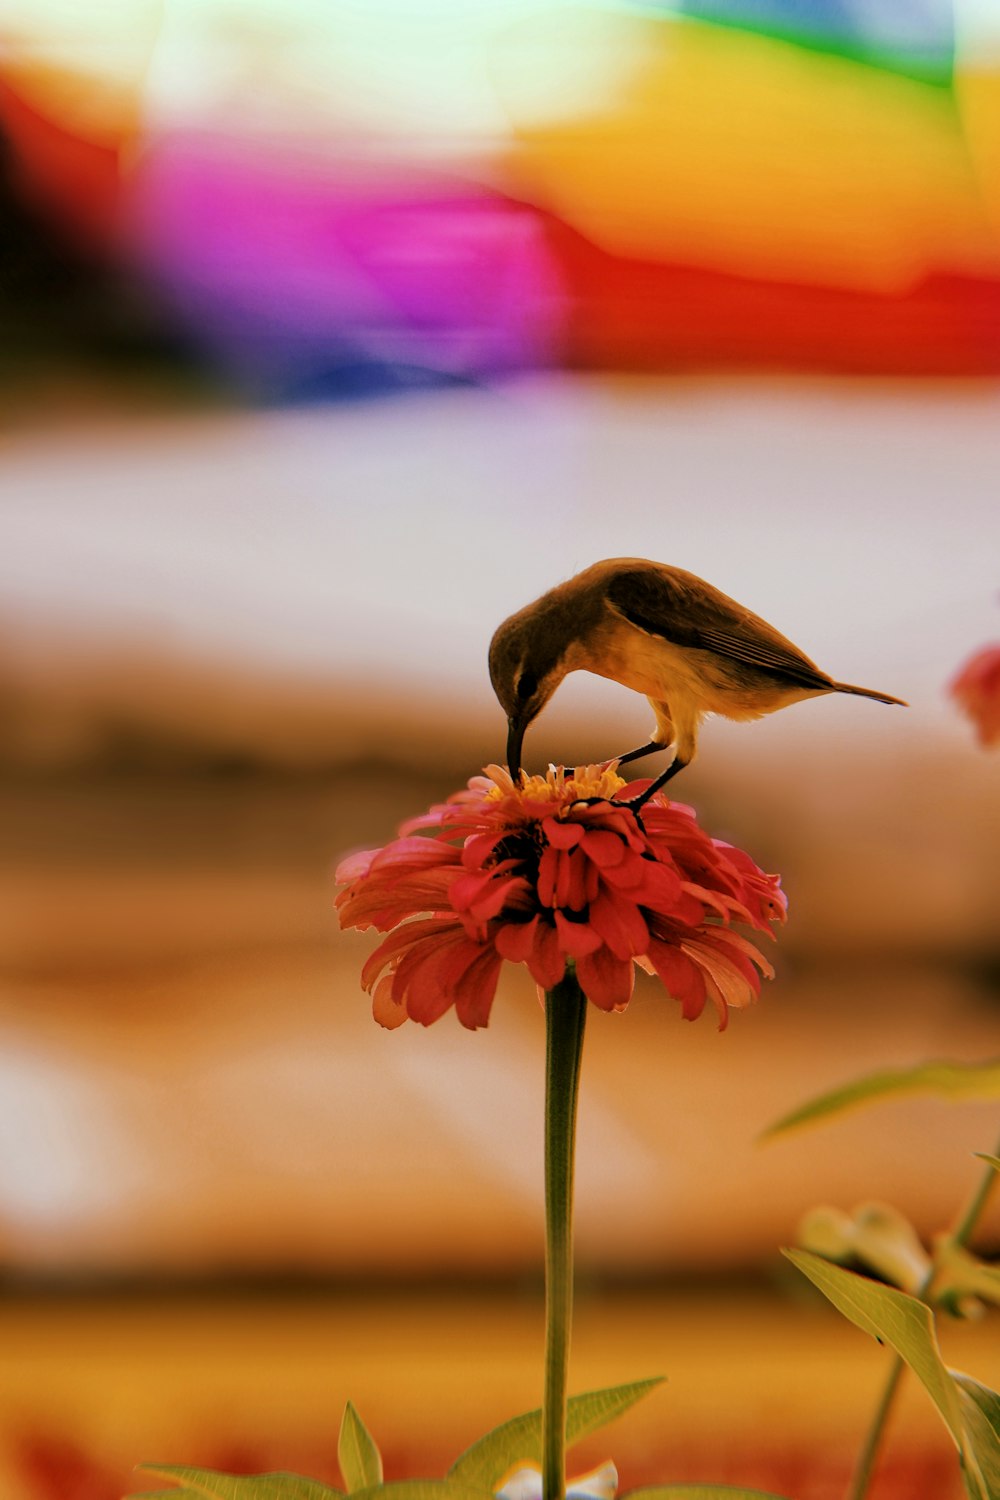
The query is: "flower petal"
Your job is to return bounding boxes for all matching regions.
[360,917,460,991]
[588,890,649,959]
[681,935,762,1016]
[543,818,583,850]
[372,974,408,1029]
[453,949,504,1030]
[537,845,559,906]
[644,937,707,1022]
[461,831,507,869]
[369,837,458,870]
[495,915,540,963]
[554,910,603,957]
[334,848,378,883]
[401,932,487,1025]
[452,869,531,924]
[525,920,566,990]
[580,829,625,867]
[555,848,588,911]
[575,947,635,1011]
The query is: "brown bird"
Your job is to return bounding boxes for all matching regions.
[489,559,906,805]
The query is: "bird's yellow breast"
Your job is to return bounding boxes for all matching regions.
[579,618,695,701]
[577,616,822,721]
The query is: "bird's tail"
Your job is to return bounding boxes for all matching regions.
[833,680,908,707]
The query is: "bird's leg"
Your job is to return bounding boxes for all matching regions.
[624,755,689,811]
[608,738,666,769]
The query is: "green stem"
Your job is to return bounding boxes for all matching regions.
[845,1134,1000,1500]
[951,1152,999,1251]
[845,1358,906,1500]
[542,972,588,1500]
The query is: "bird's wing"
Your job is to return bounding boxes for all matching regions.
[605,565,836,690]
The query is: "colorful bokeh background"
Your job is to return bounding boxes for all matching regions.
[1,2,1000,1498]
[6,0,1000,394]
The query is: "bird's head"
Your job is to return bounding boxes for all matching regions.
[488,609,569,782]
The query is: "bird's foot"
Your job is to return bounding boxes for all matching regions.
[611,738,667,769]
[624,756,689,812]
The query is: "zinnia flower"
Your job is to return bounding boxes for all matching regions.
[949,643,1000,747]
[335,764,786,1032]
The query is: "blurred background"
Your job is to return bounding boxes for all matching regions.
[1,1,1000,1497]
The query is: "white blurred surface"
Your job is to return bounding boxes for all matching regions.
[1,376,998,734]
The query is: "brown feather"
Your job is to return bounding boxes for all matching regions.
[603,561,835,692]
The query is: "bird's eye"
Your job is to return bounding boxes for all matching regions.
[516,669,537,702]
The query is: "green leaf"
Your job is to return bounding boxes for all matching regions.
[350,1484,494,1500]
[130,1492,203,1500]
[786,1256,1000,1500]
[449,1378,664,1490]
[565,1380,665,1449]
[797,1202,930,1295]
[339,1404,383,1492]
[953,1374,1000,1500]
[625,1488,792,1499]
[975,1155,1000,1173]
[933,1240,1000,1312]
[783,1251,967,1451]
[137,1469,341,1500]
[137,1480,488,1500]
[763,1060,1000,1137]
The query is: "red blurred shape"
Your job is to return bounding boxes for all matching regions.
[0,77,121,245]
[9,1425,963,1500]
[542,213,1000,376]
[949,642,1000,746]
[14,1430,121,1500]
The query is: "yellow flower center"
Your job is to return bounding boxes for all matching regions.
[484,762,627,805]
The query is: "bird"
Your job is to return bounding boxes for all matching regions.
[489,558,906,806]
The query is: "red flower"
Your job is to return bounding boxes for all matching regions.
[949,644,1000,747]
[335,764,786,1031]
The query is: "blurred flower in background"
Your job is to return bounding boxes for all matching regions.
[950,642,1000,746]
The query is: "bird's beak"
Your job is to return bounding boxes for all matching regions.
[506,715,526,784]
